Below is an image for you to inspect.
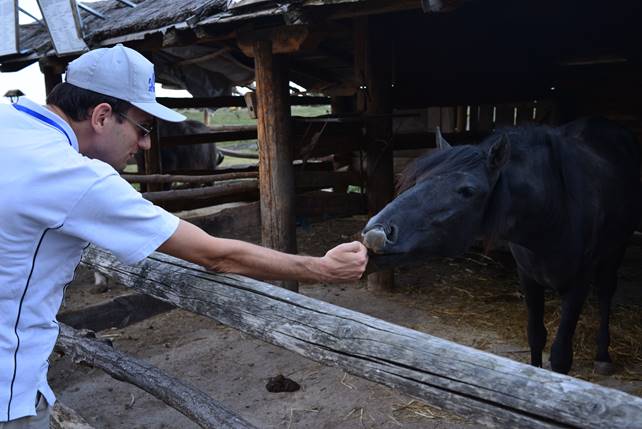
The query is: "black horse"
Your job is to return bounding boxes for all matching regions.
[362,118,641,374]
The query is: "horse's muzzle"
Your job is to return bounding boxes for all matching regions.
[362,224,396,253]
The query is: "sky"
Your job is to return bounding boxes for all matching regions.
[0,0,190,104]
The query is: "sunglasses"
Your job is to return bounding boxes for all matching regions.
[118,112,153,137]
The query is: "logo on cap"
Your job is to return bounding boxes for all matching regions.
[148,72,155,93]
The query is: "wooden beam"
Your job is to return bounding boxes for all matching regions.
[56,324,257,429]
[176,47,232,66]
[122,171,257,185]
[364,16,395,291]
[155,96,329,109]
[244,92,258,119]
[42,66,62,96]
[160,129,258,146]
[237,25,318,57]
[142,179,258,203]
[254,38,298,291]
[82,248,642,429]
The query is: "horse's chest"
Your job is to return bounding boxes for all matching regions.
[509,243,581,292]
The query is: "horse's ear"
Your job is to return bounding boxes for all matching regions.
[487,134,510,172]
[435,126,452,150]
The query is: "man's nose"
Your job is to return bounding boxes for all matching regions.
[138,134,151,151]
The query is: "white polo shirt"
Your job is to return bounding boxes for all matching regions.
[0,98,180,422]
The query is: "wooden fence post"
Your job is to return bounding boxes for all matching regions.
[253,38,298,291]
[363,16,395,291]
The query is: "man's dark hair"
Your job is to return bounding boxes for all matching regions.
[46,82,131,122]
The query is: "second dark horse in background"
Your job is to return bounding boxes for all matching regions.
[362,118,641,374]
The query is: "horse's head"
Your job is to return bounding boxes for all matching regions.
[362,131,510,264]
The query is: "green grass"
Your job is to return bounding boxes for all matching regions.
[180,105,330,125]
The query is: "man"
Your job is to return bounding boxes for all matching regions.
[0,44,368,428]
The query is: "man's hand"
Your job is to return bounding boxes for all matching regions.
[318,241,369,282]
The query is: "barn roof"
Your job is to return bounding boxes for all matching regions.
[2,0,460,96]
[3,0,640,105]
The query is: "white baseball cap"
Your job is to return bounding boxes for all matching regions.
[65,44,185,122]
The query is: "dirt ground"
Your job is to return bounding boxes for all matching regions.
[49,215,642,428]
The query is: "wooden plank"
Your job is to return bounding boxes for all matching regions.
[122,172,257,185]
[394,131,488,149]
[156,96,329,109]
[82,248,642,429]
[477,105,494,131]
[516,102,535,125]
[364,16,394,291]
[238,25,317,57]
[494,104,515,127]
[179,202,261,239]
[253,38,298,291]
[468,105,480,132]
[56,324,257,429]
[427,107,441,131]
[456,105,467,132]
[243,92,258,119]
[160,129,258,146]
[295,170,361,190]
[534,100,557,125]
[142,179,258,204]
[440,107,456,132]
[42,65,62,95]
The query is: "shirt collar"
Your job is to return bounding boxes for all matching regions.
[14,97,80,152]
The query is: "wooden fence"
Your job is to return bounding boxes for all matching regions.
[75,246,642,429]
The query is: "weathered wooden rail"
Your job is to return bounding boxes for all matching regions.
[82,247,642,429]
[56,323,257,429]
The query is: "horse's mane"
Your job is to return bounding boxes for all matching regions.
[396,145,485,194]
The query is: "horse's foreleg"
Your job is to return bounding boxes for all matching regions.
[550,284,589,374]
[521,274,547,368]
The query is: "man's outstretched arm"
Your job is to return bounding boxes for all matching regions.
[157,220,368,283]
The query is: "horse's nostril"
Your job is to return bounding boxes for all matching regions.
[388,224,398,243]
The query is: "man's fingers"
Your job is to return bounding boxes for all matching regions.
[339,240,366,253]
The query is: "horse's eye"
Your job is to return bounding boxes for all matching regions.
[457,186,476,198]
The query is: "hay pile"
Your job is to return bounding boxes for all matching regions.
[394,251,642,391]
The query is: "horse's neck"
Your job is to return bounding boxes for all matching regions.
[482,154,568,249]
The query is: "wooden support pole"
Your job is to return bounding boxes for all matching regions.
[56,324,257,429]
[82,248,642,429]
[363,16,395,291]
[253,38,298,291]
[42,66,63,96]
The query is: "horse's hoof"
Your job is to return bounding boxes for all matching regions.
[594,361,615,376]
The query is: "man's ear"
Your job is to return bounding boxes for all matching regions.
[90,102,113,133]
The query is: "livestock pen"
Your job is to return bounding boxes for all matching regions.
[3,0,642,427]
